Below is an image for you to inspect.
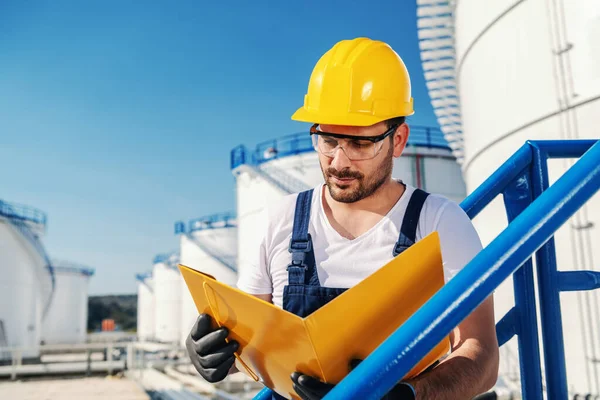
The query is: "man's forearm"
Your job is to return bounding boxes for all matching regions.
[404,341,498,400]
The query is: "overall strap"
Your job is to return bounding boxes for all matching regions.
[287,189,315,285]
[393,188,430,256]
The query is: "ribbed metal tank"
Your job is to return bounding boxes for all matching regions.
[417,0,600,395]
[0,200,54,361]
[136,272,155,341]
[42,261,94,345]
[231,126,466,282]
[152,252,181,344]
[175,213,238,347]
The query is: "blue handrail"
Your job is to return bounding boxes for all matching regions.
[174,212,236,235]
[51,259,95,277]
[135,271,154,293]
[135,271,152,282]
[253,139,600,399]
[153,252,180,269]
[188,212,236,233]
[51,266,95,276]
[0,200,47,230]
[173,212,237,272]
[325,139,599,399]
[0,200,55,294]
[230,126,451,170]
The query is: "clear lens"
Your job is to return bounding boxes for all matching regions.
[312,134,383,160]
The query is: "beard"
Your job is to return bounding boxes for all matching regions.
[322,145,394,203]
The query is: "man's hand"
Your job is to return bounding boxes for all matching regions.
[291,359,417,400]
[185,314,239,383]
[291,372,334,400]
[291,359,361,400]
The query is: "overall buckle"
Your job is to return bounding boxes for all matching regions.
[287,236,312,269]
[288,239,312,253]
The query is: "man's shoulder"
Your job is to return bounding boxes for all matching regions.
[420,191,470,229]
[423,191,459,211]
[420,191,482,281]
[262,187,318,235]
[264,191,301,221]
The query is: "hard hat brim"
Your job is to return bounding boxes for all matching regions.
[291,107,414,127]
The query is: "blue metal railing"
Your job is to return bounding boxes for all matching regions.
[0,200,47,230]
[253,139,600,399]
[51,259,95,277]
[174,212,236,235]
[51,266,95,276]
[135,271,152,282]
[174,212,238,273]
[0,200,55,295]
[230,126,451,170]
[135,271,154,292]
[153,252,180,269]
[188,212,236,233]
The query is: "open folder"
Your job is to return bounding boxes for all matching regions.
[179,231,450,400]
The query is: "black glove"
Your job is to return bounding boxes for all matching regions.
[185,314,239,383]
[291,360,416,400]
[291,371,334,400]
[290,359,361,400]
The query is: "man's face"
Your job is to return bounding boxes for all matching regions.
[316,121,404,203]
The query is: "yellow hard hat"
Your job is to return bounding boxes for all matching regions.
[291,37,414,127]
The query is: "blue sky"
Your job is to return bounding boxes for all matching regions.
[0,1,439,295]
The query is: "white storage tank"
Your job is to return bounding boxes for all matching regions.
[417,0,600,396]
[0,200,54,362]
[153,252,182,344]
[42,260,93,345]
[176,213,238,346]
[136,272,155,341]
[231,127,466,279]
[392,126,466,204]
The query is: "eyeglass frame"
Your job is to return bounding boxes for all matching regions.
[309,123,399,160]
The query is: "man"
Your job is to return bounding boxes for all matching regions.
[186,37,499,399]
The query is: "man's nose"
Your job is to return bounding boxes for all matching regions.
[329,146,352,171]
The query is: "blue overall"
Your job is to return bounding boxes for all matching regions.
[274,187,430,399]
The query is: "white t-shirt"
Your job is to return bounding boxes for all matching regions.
[236,183,483,309]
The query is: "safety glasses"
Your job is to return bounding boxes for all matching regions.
[309,123,397,161]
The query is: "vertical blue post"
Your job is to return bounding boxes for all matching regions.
[502,171,544,399]
[529,143,569,398]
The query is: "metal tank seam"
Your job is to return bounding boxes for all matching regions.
[545,0,600,391]
[462,94,600,173]
[455,0,527,87]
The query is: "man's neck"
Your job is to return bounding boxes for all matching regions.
[323,179,406,216]
[321,179,406,240]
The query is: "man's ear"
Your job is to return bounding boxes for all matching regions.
[393,123,409,158]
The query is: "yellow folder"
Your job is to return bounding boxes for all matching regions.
[179,231,450,400]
